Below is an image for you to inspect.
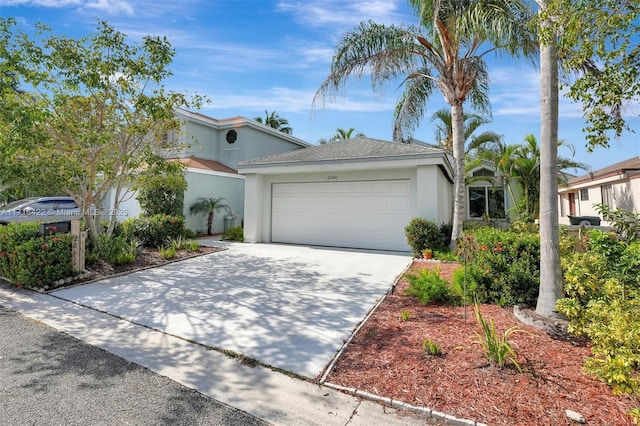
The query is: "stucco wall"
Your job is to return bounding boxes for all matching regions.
[183,170,245,234]
[180,121,305,169]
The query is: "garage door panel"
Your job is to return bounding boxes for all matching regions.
[272,180,411,251]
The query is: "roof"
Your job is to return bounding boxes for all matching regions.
[565,156,640,187]
[173,157,238,174]
[237,137,447,167]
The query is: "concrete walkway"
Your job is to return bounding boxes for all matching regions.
[50,242,412,379]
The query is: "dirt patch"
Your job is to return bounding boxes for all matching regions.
[325,260,639,425]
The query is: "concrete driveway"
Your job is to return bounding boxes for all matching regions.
[52,242,411,378]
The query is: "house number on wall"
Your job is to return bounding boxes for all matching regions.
[327,175,338,180]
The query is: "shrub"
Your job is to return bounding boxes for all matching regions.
[89,234,138,266]
[473,304,524,372]
[457,227,540,307]
[158,245,177,260]
[400,310,412,321]
[451,267,478,304]
[221,226,244,242]
[405,218,447,256]
[135,162,187,217]
[0,223,74,288]
[121,214,185,248]
[422,338,442,357]
[186,239,200,252]
[557,229,640,397]
[405,266,451,304]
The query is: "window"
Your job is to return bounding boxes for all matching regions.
[472,168,495,178]
[601,184,613,207]
[580,188,589,201]
[468,187,505,219]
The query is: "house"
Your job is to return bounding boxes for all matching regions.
[558,156,640,226]
[465,161,517,222]
[106,109,311,234]
[237,137,455,252]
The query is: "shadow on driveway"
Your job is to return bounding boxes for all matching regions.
[52,243,412,378]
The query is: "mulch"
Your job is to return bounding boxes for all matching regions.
[325,260,640,425]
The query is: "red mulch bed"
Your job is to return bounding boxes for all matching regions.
[326,260,640,425]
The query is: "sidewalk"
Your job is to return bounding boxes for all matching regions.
[0,285,430,426]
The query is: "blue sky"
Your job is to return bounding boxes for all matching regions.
[1,0,638,173]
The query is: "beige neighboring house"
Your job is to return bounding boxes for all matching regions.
[238,137,455,252]
[558,156,640,226]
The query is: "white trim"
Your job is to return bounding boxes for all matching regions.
[185,167,245,180]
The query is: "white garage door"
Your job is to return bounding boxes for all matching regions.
[271,180,412,251]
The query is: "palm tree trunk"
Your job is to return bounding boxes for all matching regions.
[536,3,563,317]
[450,102,466,249]
[207,211,214,235]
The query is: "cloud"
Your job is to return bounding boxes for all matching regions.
[3,0,134,15]
[205,87,393,114]
[277,0,408,29]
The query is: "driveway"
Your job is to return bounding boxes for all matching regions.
[52,243,411,378]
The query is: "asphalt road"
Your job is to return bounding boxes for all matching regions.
[0,305,269,426]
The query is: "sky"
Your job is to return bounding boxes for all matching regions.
[0,0,638,173]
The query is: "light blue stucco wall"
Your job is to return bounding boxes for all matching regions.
[180,120,306,169]
[183,170,245,234]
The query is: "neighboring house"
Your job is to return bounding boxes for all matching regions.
[105,109,311,234]
[558,156,640,226]
[238,137,455,252]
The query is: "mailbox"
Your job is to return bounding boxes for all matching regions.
[39,221,71,236]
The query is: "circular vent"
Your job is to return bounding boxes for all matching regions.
[226,129,238,144]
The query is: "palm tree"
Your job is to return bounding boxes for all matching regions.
[254,110,293,134]
[331,127,365,142]
[189,197,229,235]
[314,0,536,248]
[431,108,502,154]
[535,0,561,317]
[479,135,589,221]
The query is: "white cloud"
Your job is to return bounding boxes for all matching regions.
[3,0,134,15]
[205,87,393,114]
[277,0,408,29]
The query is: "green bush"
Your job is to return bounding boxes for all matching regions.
[135,162,187,217]
[405,218,447,256]
[121,214,185,248]
[221,226,244,242]
[0,223,74,288]
[405,267,452,304]
[89,234,138,266]
[457,227,540,307]
[557,229,640,397]
[451,267,478,304]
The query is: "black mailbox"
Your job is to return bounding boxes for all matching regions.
[39,221,71,235]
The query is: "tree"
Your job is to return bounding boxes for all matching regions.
[0,19,205,242]
[314,0,536,248]
[254,110,293,134]
[549,0,639,149]
[431,108,502,154]
[331,127,365,142]
[479,135,589,221]
[533,0,639,317]
[189,197,229,235]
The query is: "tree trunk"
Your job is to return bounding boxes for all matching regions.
[449,102,466,249]
[207,211,214,235]
[536,4,563,317]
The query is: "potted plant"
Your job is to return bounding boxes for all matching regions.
[421,248,433,260]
